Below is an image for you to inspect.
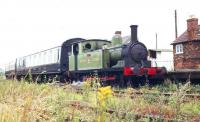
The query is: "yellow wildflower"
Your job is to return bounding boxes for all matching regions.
[97,86,112,107]
[96,86,112,122]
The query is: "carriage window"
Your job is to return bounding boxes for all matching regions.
[17,59,20,67]
[56,49,58,63]
[27,56,30,67]
[29,56,31,66]
[42,52,47,64]
[29,56,31,67]
[33,55,36,66]
[48,50,52,63]
[38,53,41,65]
[57,48,60,62]
[35,54,38,66]
[23,58,26,67]
[52,48,58,63]
[26,57,29,67]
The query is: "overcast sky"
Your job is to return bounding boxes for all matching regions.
[0,0,199,69]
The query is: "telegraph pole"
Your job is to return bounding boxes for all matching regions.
[175,10,178,39]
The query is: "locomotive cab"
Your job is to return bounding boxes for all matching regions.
[69,40,111,71]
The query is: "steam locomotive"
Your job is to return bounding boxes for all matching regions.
[5,25,166,86]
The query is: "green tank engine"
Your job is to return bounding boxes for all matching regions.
[66,25,165,85]
[68,25,148,71]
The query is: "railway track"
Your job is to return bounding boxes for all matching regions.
[66,100,198,122]
[52,82,200,101]
[113,90,200,100]
[50,83,200,121]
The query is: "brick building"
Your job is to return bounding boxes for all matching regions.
[171,17,200,70]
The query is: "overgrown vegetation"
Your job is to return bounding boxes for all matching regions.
[0,79,200,122]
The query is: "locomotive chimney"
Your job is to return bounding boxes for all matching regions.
[130,25,138,43]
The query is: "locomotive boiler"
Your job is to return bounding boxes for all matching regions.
[109,25,150,71]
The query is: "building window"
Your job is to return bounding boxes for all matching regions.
[175,44,183,54]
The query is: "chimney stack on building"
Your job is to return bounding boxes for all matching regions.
[187,16,199,41]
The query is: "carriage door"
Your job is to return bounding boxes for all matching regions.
[73,43,79,71]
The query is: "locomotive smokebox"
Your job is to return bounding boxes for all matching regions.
[130,25,138,43]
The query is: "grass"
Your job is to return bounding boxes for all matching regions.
[0,79,99,122]
[0,79,200,121]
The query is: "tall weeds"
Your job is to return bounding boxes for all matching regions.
[1,79,200,121]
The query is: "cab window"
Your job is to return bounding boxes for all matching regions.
[85,43,91,50]
[83,43,92,52]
